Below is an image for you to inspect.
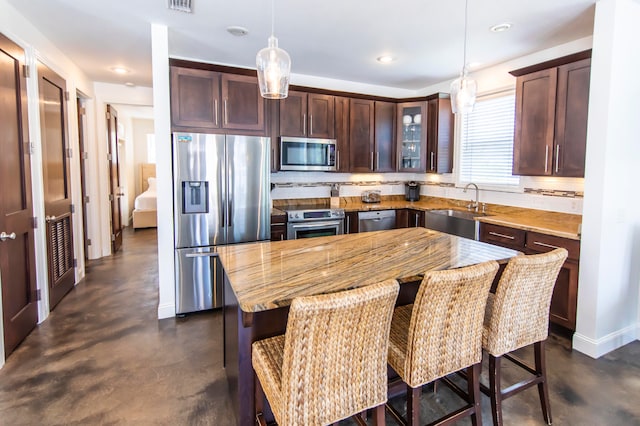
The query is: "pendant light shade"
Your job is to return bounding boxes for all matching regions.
[451,0,476,114]
[256,0,291,99]
[450,68,477,114]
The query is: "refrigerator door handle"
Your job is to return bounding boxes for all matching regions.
[218,161,226,227]
[227,162,233,229]
[185,252,219,258]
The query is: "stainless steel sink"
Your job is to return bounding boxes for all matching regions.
[425,209,490,240]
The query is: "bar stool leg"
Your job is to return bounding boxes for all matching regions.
[489,355,503,426]
[371,404,386,426]
[535,341,552,425]
[406,385,421,426]
[468,363,483,426]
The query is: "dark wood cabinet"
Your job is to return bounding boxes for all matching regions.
[349,99,375,172]
[374,101,397,172]
[334,96,350,172]
[397,102,427,172]
[170,65,266,134]
[512,52,591,177]
[170,66,220,129]
[344,212,358,234]
[279,91,334,138]
[426,95,454,174]
[554,58,591,177]
[407,209,425,228]
[220,74,265,132]
[396,209,408,228]
[479,222,580,331]
[525,231,580,330]
[348,99,396,172]
[270,213,287,241]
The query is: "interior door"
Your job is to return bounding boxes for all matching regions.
[106,105,123,253]
[0,33,39,357]
[38,62,75,310]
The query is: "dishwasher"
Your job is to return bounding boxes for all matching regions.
[358,210,396,233]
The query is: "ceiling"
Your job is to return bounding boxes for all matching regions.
[7,0,596,91]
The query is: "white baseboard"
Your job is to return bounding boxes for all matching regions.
[573,323,639,358]
[157,303,175,319]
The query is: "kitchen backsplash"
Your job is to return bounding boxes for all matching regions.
[270,172,584,215]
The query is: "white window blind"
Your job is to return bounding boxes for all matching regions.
[459,91,519,186]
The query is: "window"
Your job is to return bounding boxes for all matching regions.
[146,134,156,163]
[459,91,519,187]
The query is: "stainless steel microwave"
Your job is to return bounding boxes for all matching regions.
[280,137,337,171]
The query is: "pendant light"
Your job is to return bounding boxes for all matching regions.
[450,0,477,114]
[256,0,291,99]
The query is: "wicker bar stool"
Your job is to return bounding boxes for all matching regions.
[482,248,568,426]
[252,279,400,426]
[386,260,499,426]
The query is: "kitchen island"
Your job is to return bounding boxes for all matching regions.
[218,227,520,426]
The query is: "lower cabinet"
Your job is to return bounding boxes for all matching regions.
[479,222,580,331]
[396,209,425,228]
[270,213,287,241]
[344,212,358,234]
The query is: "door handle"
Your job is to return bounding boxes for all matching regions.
[45,215,57,222]
[0,232,16,242]
[185,251,219,258]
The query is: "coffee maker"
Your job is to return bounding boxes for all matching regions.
[405,181,420,201]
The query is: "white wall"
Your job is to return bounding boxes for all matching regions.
[152,24,175,320]
[0,0,95,368]
[573,0,640,358]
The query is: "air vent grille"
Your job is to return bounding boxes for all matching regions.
[168,0,192,13]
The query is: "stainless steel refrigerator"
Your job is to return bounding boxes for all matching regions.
[173,133,270,314]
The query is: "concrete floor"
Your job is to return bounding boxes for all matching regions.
[0,228,638,425]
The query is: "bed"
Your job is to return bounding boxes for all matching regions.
[132,163,157,229]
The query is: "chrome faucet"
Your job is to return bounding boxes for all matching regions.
[463,183,479,212]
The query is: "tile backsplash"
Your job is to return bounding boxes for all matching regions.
[270,172,584,215]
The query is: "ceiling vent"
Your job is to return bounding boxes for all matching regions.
[168,0,192,13]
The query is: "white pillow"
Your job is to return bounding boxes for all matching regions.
[147,177,157,191]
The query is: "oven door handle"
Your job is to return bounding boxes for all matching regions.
[290,221,343,229]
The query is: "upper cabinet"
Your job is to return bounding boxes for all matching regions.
[334,96,350,172]
[349,99,375,172]
[374,101,397,172]
[348,99,396,172]
[397,101,427,172]
[280,91,335,138]
[170,66,220,129]
[511,51,591,177]
[426,95,454,174]
[170,64,266,134]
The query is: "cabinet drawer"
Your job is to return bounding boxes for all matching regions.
[271,214,287,224]
[525,232,580,261]
[480,223,526,249]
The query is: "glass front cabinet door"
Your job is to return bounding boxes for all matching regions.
[396,101,427,172]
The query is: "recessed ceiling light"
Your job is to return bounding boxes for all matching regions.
[110,66,130,75]
[377,55,395,64]
[227,26,249,37]
[490,22,512,33]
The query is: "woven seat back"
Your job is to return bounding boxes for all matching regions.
[280,279,399,425]
[403,261,499,388]
[484,248,568,357]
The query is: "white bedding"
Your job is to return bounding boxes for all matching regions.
[134,189,157,210]
[134,177,157,210]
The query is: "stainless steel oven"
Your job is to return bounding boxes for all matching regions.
[286,206,345,239]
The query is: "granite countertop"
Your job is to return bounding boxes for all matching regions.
[273,197,582,240]
[217,227,519,312]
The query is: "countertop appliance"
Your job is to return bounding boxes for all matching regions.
[280,137,337,171]
[358,210,396,233]
[173,132,270,314]
[361,190,381,203]
[286,205,345,239]
[405,181,420,201]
